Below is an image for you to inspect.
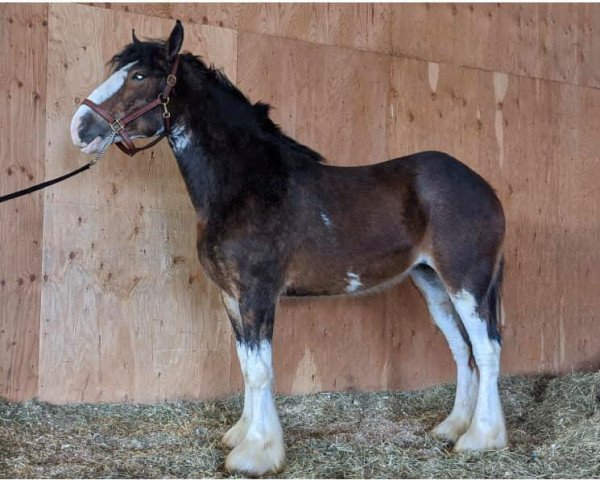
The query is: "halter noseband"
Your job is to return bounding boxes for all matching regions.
[81,55,181,157]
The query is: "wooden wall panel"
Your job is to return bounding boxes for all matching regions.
[93,3,600,89]
[39,4,237,403]
[0,5,47,401]
[91,3,391,55]
[553,85,600,371]
[237,32,390,165]
[391,4,600,89]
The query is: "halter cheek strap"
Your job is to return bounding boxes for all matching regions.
[81,55,180,157]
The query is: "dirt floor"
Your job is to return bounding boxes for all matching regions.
[0,372,598,478]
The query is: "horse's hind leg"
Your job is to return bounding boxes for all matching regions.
[449,260,508,451]
[411,265,478,442]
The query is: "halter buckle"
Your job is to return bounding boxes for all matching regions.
[166,74,177,87]
[110,118,124,134]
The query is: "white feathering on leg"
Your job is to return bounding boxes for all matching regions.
[225,341,285,475]
[451,290,508,451]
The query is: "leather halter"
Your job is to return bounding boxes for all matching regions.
[81,55,180,157]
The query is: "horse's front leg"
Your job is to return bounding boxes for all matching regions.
[221,290,284,476]
[221,293,252,448]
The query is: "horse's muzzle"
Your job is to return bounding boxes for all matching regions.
[70,105,108,152]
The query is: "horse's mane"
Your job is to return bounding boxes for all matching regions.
[110,41,324,164]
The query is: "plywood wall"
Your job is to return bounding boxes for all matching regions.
[0,4,48,401]
[96,3,600,88]
[1,3,599,402]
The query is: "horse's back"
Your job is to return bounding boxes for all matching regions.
[313,149,504,231]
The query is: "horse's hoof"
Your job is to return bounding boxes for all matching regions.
[222,418,250,449]
[453,424,508,451]
[431,415,471,443]
[225,436,285,476]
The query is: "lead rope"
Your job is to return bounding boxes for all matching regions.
[0,130,117,204]
[91,129,117,165]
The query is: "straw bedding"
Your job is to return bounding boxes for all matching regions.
[1,372,598,478]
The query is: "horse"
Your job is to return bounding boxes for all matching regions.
[70,20,508,476]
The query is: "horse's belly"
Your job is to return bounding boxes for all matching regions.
[283,241,418,297]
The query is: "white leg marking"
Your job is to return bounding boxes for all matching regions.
[346,272,362,293]
[451,290,508,451]
[70,61,137,149]
[226,341,285,475]
[411,271,477,442]
[222,342,253,448]
[220,294,252,448]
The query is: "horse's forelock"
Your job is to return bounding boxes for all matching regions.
[108,40,167,72]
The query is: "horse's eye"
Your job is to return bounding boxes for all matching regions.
[132,72,146,81]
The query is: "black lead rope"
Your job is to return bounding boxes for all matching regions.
[0,130,117,204]
[0,163,93,203]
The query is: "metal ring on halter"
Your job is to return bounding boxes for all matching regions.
[110,118,125,134]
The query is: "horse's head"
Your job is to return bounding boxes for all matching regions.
[70,20,184,154]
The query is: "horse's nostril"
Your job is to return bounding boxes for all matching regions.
[74,110,107,146]
[70,114,85,147]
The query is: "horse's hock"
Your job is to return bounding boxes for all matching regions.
[1,2,599,406]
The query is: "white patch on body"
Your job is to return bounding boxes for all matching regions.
[70,61,137,149]
[411,270,477,442]
[320,211,333,229]
[168,123,192,153]
[226,341,284,475]
[451,289,508,450]
[345,272,362,293]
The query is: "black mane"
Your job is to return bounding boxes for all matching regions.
[181,52,325,164]
[110,41,324,164]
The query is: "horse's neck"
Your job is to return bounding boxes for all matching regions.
[167,79,266,220]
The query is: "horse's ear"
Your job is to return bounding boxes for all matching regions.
[165,20,184,61]
[132,29,141,45]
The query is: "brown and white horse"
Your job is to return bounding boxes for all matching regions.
[70,21,508,476]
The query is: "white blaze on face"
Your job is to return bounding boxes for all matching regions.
[70,61,138,152]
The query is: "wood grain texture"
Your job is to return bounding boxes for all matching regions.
[391,4,600,89]
[92,3,600,89]
[40,4,237,403]
[90,3,391,55]
[0,4,48,401]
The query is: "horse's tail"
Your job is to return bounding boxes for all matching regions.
[486,255,505,344]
